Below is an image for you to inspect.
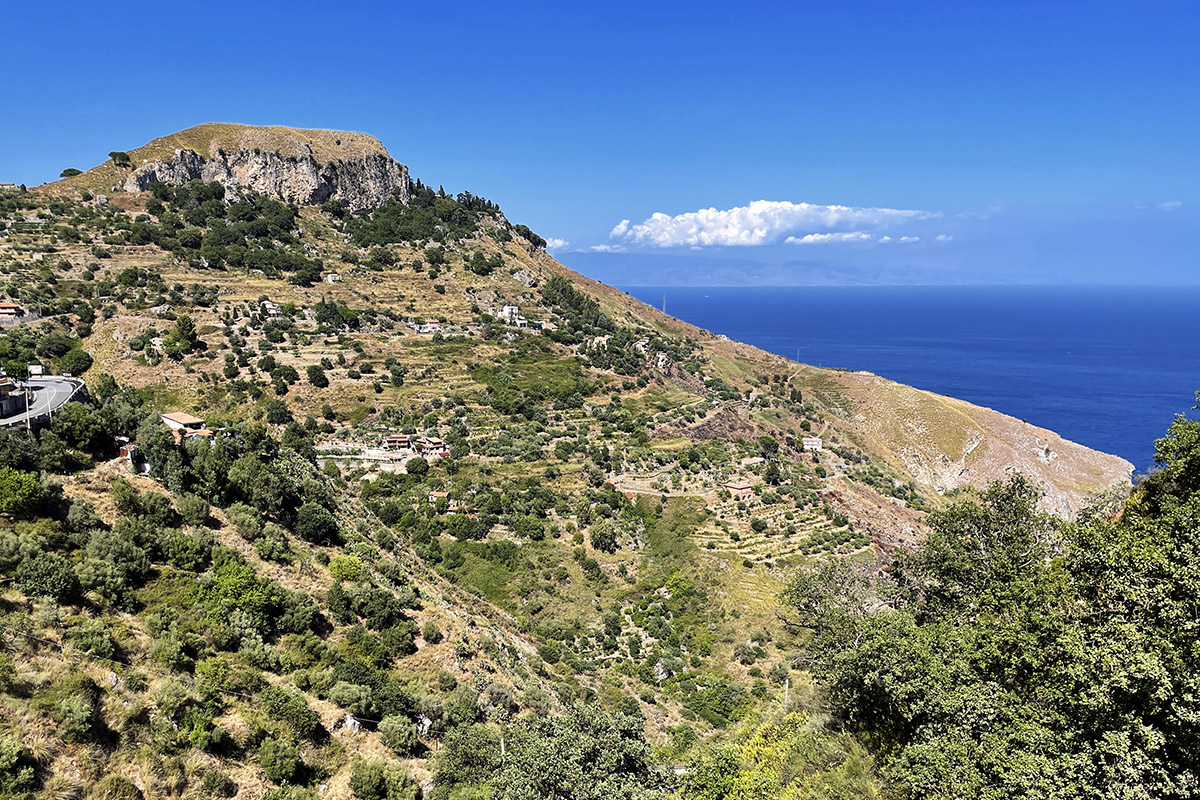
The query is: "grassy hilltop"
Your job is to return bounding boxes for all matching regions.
[49,124,394,195]
[0,126,1175,800]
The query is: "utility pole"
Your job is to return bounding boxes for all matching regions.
[784,677,789,707]
[662,294,666,314]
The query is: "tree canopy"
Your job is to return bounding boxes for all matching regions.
[783,398,1200,798]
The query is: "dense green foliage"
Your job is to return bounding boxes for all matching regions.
[494,705,670,799]
[784,401,1200,798]
[134,180,327,282]
[341,181,503,247]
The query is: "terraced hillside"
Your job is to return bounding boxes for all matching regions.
[0,125,1134,800]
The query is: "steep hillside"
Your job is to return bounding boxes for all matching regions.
[0,126,1134,800]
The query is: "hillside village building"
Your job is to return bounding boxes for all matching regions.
[0,302,25,318]
[419,435,446,454]
[161,412,206,432]
[383,434,412,451]
[499,305,528,328]
[161,412,214,445]
[417,319,443,334]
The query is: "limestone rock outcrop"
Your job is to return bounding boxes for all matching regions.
[122,138,410,211]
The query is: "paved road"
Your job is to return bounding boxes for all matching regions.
[0,377,85,428]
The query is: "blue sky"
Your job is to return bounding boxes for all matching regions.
[4,1,1197,284]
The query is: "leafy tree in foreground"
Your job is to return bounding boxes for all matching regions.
[492,705,670,800]
[783,397,1200,799]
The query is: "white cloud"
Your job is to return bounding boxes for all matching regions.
[899,236,920,243]
[545,237,570,250]
[1158,200,1183,211]
[589,244,626,253]
[785,231,874,244]
[612,200,932,247]
[879,235,892,243]
[935,234,953,241]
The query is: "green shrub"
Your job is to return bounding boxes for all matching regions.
[306,364,329,388]
[66,618,115,659]
[178,494,210,526]
[195,657,231,698]
[537,641,562,664]
[57,692,97,741]
[350,760,418,800]
[264,400,293,425]
[255,523,294,563]
[0,467,44,517]
[227,502,263,540]
[200,769,237,797]
[260,685,320,739]
[329,681,376,717]
[0,653,16,694]
[16,552,80,602]
[77,527,149,606]
[294,502,339,545]
[0,733,37,796]
[379,714,419,755]
[259,736,300,783]
[328,554,363,582]
[261,788,318,800]
[59,348,94,375]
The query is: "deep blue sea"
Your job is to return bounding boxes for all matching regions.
[621,286,1200,473]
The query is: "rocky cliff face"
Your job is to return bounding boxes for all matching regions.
[122,145,411,211]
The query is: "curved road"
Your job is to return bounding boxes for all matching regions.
[0,377,86,428]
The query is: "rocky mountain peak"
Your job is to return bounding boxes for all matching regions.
[60,123,413,211]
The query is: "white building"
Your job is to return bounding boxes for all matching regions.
[161,412,206,432]
[418,319,444,334]
[802,437,823,452]
[500,305,528,328]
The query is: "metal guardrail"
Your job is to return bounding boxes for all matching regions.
[0,376,87,429]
